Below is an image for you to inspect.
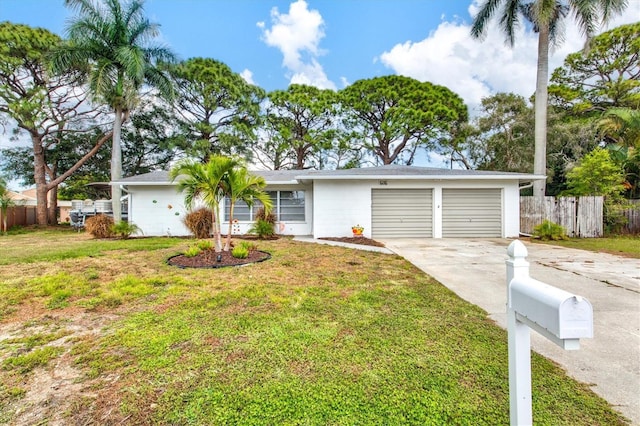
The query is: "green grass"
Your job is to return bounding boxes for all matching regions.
[534,235,640,258]
[0,231,630,425]
[3,346,65,374]
[0,227,184,265]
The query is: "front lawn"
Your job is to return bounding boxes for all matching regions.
[0,230,628,424]
[533,235,640,259]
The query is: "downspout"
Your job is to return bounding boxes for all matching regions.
[519,182,534,237]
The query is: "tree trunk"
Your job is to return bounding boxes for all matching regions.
[48,186,58,224]
[533,26,550,199]
[111,107,124,222]
[31,133,49,226]
[224,202,234,251]
[212,207,222,253]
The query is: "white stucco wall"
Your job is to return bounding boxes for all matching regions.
[312,179,522,239]
[126,186,190,237]
[126,183,313,237]
[127,179,522,238]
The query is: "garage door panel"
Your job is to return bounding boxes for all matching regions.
[442,189,502,237]
[372,189,432,238]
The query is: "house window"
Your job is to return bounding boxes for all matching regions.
[224,190,305,222]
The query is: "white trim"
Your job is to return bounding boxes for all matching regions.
[297,174,546,182]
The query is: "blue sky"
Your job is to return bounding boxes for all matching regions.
[1,0,638,108]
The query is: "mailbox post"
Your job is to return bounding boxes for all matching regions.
[506,240,593,426]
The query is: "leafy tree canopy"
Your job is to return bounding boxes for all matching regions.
[564,147,625,196]
[170,57,265,161]
[339,75,468,165]
[0,20,112,224]
[263,84,339,169]
[469,93,535,172]
[549,22,640,114]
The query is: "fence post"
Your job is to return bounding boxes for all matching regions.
[506,240,532,425]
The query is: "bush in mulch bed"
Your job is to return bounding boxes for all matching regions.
[167,248,271,268]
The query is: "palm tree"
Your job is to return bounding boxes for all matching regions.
[471,0,627,198]
[169,157,238,252]
[599,108,640,197]
[221,167,272,251]
[598,108,640,149]
[52,0,176,222]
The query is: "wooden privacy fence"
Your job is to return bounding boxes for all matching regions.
[520,196,603,238]
[622,200,640,234]
[1,206,37,229]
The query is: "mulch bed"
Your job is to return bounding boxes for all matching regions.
[167,249,271,268]
[318,236,385,247]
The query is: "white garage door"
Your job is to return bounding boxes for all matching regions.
[372,189,433,238]
[442,188,502,237]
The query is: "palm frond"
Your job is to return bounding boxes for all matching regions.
[470,0,505,40]
[500,0,522,46]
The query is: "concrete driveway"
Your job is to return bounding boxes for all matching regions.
[382,238,640,425]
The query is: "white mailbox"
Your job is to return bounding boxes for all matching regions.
[506,240,594,425]
[510,276,593,344]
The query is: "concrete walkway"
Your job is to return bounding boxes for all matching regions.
[381,238,640,425]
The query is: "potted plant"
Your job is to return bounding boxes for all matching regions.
[352,224,364,237]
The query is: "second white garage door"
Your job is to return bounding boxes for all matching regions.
[371,189,433,238]
[442,188,502,237]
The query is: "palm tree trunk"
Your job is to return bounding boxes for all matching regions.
[111,107,124,222]
[225,202,234,251]
[533,25,550,199]
[212,206,222,252]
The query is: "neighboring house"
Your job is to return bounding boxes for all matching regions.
[112,165,545,239]
[13,188,73,223]
[7,190,36,205]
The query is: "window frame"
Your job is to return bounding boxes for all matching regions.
[223,190,306,223]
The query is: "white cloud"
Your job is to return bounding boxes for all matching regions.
[379,1,640,113]
[240,69,256,85]
[260,0,336,90]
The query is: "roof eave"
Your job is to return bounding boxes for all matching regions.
[297,174,547,181]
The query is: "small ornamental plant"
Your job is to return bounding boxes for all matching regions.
[231,244,249,259]
[195,240,213,250]
[111,221,140,239]
[184,245,202,258]
[532,220,568,241]
[352,224,364,235]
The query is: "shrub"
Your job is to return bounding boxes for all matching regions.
[231,244,249,259]
[184,245,202,258]
[238,240,257,252]
[85,214,114,238]
[183,208,213,239]
[254,206,276,224]
[604,198,631,235]
[249,219,275,239]
[111,221,141,239]
[196,239,213,250]
[533,220,568,241]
